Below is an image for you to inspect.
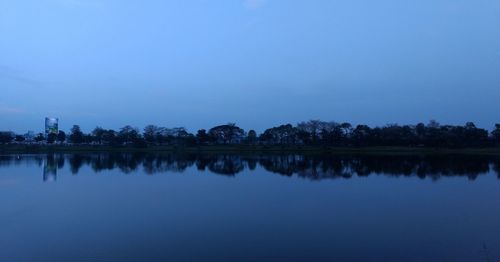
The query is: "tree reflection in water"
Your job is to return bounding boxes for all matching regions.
[0,153,499,181]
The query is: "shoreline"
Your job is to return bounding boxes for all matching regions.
[1,145,500,155]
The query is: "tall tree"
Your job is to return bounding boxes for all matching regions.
[102,129,117,145]
[47,133,57,144]
[246,130,257,144]
[340,122,353,143]
[117,125,143,146]
[208,124,245,144]
[297,120,322,144]
[57,131,66,143]
[493,124,500,145]
[260,124,297,145]
[352,125,371,146]
[143,125,161,144]
[196,129,210,145]
[70,125,84,144]
[92,127,106,144]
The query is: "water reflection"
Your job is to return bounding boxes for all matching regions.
[0,153,499,181]
[43,155,58,182]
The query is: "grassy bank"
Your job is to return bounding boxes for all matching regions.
[1,144,500,155]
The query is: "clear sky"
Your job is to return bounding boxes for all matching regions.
[1,0,499,133]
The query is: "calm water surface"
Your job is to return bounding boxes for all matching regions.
[1,153,499,262]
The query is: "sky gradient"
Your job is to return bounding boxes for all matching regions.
[1,0,499,133]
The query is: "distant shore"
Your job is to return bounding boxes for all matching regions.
[1,144,500,155]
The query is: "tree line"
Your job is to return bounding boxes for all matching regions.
[1,120,500,148]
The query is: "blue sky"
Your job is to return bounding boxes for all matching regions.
[1,0,499,133]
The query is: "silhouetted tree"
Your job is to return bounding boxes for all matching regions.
[15,135,25,142]
[117,126,139,144]
[143,125,161,144]
[493,124,500,146]
[92,127,106,144]
[352,125,371,146]
[57,131,66,143]
[196,129,211,145]
[415,123,426,144]
[208,123,245,144]
[246,129,257,144]
[35,133,45,142]
[340,122,353,140]
[0,132,14,144]
[463,122,488,147]
[69,125,84,144]
[98,129,115,145]
[260,124,298,145]
[47,133,57,144]
[117,126,145,147]
[297,120,323,144]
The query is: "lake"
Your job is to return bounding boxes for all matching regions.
[1,153,499,262]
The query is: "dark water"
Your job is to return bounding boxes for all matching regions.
[1,153,499,262]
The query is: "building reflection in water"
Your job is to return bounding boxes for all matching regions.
[0,153,498,182]
[42,154,59,182]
